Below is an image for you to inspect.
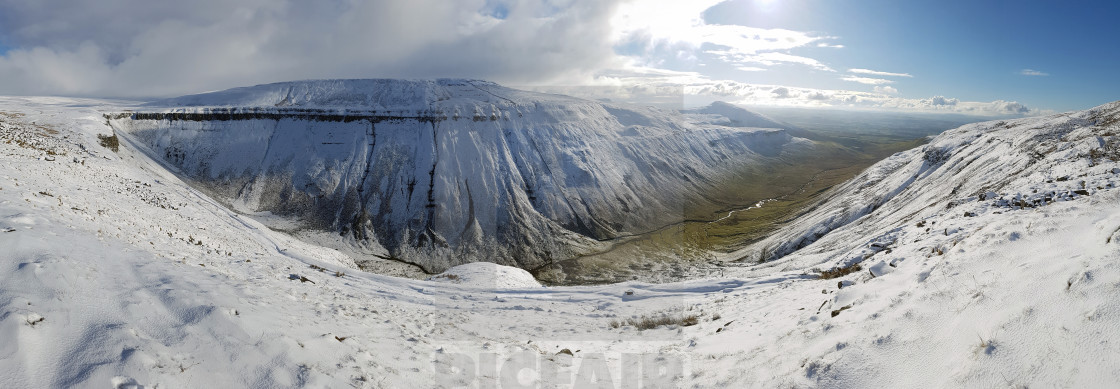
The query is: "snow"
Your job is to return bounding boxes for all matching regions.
[111,79,814,273]
[147,79,472,110]
[739,102,1120,271]
[2,93,1120,388]
[428,262,542,289]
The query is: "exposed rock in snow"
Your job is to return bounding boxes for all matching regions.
[111,79,813,273]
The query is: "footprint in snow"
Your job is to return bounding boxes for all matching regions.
[110,376,145,389]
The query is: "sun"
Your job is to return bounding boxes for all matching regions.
[753,0,783,12]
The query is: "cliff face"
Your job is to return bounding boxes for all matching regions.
[113,79,811,272]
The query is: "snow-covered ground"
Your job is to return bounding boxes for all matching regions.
[2,95,1120,388]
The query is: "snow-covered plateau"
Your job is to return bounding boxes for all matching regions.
[2,86,1120,387]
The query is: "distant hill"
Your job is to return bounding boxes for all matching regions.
[682,101,829,141]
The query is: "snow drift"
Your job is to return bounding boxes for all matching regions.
[110,79,811,273]
[427,262,542,289]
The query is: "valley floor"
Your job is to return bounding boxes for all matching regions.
[2,97,1119,388]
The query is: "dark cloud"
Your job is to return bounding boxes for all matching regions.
[0,0,623,97]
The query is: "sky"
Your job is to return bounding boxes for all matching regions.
[0,0,1117,115]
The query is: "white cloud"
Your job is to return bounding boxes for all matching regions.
[1019,69,1049,76]
[842,76,894,85]
[674,79,1041,116]
[0,0,625,97]
[771,87,792,98]
[613,0,833,72]
[712,50,835,72]
[0,0,1048,118]
[737,66,767,72]
[874,86,898,95]
[849,68,913,78]
[989,100,1031,114]
[612,0,823,55]
[817,42,845,48]
[925,96,959,106]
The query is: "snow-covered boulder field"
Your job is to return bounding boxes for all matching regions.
[108,79,812,273]
[2,94,1120,387]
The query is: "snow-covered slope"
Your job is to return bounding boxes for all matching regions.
[110,79,812,273]
[704,101,1120,385]
[742,101,1120,270]
[3,96,1120,388]
[427,262,542,289]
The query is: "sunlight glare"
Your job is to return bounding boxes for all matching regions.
[754,0,782,13]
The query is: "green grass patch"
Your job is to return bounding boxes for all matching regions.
[534,133,930,285]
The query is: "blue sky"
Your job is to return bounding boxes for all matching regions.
[605,0,1120,114]
[677,0,1120,112]
[0,0,1115,115]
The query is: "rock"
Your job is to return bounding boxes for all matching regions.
[831,305,852,317]
[288,274,315,284]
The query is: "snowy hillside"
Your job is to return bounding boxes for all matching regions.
[741,101,1120,270]
[3,96,1120,388]
[110,79,812,273]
